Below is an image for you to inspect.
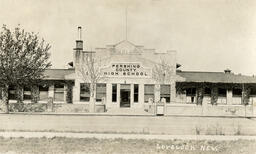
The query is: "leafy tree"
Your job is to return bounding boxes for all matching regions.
[0,25,51,113]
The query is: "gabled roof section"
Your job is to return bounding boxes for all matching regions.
[43,69,75,80]
[177,71,256,83]
[110,40,142,55]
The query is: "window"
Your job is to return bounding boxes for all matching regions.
[185,88,196,103]
[23,86,31,100]
[96,83,106,102]
[144,84,154,103]
[186,88,196,96]
[160,85,170,103]
[112,84,117,102]
[80,83,90,101]
[39,85,48,101]
[134,84,139,103]
[233,88,242,97]
[8,85,16,100]
[218,88,226,97]
[54,83,64,101]
[204,88,211,96]
[250,88,256,96]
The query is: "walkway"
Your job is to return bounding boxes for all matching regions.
[0,131,256,141]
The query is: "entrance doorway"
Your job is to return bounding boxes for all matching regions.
[120,84,130,108]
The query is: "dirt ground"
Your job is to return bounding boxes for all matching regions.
[1,114,256,135]
[0,137,255,154]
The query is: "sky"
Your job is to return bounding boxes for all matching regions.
[0,0,256,75]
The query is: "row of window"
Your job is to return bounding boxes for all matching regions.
[184,87,256,97]
[4,84,255,103]
[80,84,171,103]
[6,84,64,101]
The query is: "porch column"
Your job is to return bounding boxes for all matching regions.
[130,84,134,108]
[48,84,54,99]
[226,89,233,105]
[117,84,120,107]
[106,83,112,109]
[139,84,144,105]
[63,84,67,103]
[170,82,176,103]
[73,80,80,103]
[154,84,160,103]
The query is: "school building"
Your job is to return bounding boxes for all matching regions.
[4,27,256,116]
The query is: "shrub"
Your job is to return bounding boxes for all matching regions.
[9,103,47,112]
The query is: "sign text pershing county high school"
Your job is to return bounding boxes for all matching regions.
[102,63,151,77]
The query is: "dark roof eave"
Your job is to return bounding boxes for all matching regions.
[177,81,256,84]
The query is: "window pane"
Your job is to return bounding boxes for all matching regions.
[40,91,48,101]
[160,85,170,103]
[144,94,154,103]
[96,83,106,102]
[251,88,256,96]
[186,88,196,96]
[144,84,154,103]
[218,88,226,97]
[54,83,64,101]
[112,84,117,102]
[144,85,154,94]
[134,84,139,103]
[80,83,90,101]
[39,85,48,101]
[23,86,31,100]
[233,88,242,96]
[204,88,211,95]
[9,86,16,100]
[54,92,64,101]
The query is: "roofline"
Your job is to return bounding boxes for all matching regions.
[177,71,224,73]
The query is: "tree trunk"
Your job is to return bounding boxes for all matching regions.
[16,85,24,112]
[211,87,218,105]
[66,83,73,104]
[0,84,9,113]
[89,83,95,113]
[196,87,204,105]
[31,85,39,103]
[242,87,250,105]
[16,85,23,104]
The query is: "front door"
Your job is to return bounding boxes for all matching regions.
[120,84,130,108]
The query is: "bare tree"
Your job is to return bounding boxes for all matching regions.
[0,25,51,113]
[78,51,105,112]
[151,59,175,113]
[152,59,175,84]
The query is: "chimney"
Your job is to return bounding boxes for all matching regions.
[73,26,83,67]
[224,69,231,74]
[75,26,83,50]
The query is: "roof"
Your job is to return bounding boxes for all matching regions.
[43,69,75,80]
[177,71,256,83]
[42,69,256,83]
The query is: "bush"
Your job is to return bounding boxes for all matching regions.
[9,103,47,112]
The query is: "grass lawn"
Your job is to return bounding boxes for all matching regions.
[0,137,255,154]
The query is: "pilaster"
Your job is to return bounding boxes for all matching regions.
[117,84,120,107]
[130,84,134,108]
[227,89,233,105]
[139,84,144,105]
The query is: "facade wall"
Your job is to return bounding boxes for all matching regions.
[72,40,177,110]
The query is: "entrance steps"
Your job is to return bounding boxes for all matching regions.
[106,108,153,115]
